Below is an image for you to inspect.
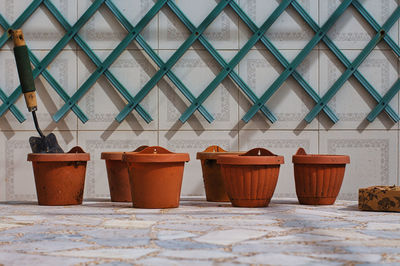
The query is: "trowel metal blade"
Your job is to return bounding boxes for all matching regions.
[29,133,64,153]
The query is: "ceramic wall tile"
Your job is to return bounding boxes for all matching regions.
[238,0,318,50]
[1,0,77,50]
[77,50,158,131]
[158,50,239,130]
[238,49,319,130]
[0,131,76,201]
[77,0,158,50]
[319,49,399,130]
[159,130,239,196]
[159,0,239,50]
[239,130,318,198]
[1,0,400,200]
[320,0,398,50]
[0,50,78,131]
[319,130,398,200]
[78,130,157,199]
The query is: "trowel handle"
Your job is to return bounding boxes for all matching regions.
[9,29,37,112]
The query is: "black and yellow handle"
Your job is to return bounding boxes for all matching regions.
[9,29,37,112]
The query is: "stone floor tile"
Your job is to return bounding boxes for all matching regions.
[194,229,267,245]
[2,239,94,253]
[235,253,334,265]
[157,230,197,240]
[102,219,155,229]
[136,257,215,266]
[155,240,220,250]
[232,243,337,253]
[0,198,399,265]
[0,251,93,266]
[159,249,235,260]
[50,248,158,260]
[312,253,382,263]
[365,222,400,230]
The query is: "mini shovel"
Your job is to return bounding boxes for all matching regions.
[10,29,64,153]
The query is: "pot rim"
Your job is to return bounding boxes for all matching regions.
[292,147,349,164]
[123,146,189,163]
[196,151,243,160]
[27,152,90,162]
[217,148,284,165]
[27,146,90,162]
[292,154,350,164]
[101,146,149,161]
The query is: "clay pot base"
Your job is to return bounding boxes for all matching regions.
[28,146,90,206]
[105,160,131,202]
[124,146,190,209]
[197,146,242,202]
[101,146,149,202]
[298,197,337,205]
[218,148,284,208]
[293,148,349,206]
[201,159,230,202]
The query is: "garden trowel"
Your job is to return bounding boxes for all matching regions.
[9,29,64,153]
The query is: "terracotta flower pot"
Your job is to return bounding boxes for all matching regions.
[217,148,284,207]
[101,145,148,202]
[196,145,243,202]
[27,146,90,206]
[292,148,350,205]
[124,146,190,209]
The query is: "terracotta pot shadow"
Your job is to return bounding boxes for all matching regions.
[292,148,350,205]
[217,148,284,207]
[101,145,148,202]
[196,145,243,202]
[124,146,190,209]
[27,146,90,206]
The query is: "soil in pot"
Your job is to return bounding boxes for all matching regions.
[101,145,148,202]
[123,146,190,209]
[217,148,284,207]
[196,145,243,202]
[27,146,90,206]
[292,148,350,205]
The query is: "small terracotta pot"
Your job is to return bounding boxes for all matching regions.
[217,148,284,207]
[196,145,243,202]
[101,145,148,202]
[27,146,90,206]
[124,146,189,209]
[292,148,350,205]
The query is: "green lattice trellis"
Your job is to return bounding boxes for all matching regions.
[0,0,399,124]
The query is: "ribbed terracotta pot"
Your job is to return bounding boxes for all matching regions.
[101,145,148,202]
[217,148,284,207]
[196,145,243,202]
[27,146,90,206]
[292,148,350,205]
[124,146,190,209]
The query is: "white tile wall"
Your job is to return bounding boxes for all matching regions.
[1,0,399,201]
[319,130,399,200]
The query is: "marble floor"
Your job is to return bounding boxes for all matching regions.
[0,198,399,265]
